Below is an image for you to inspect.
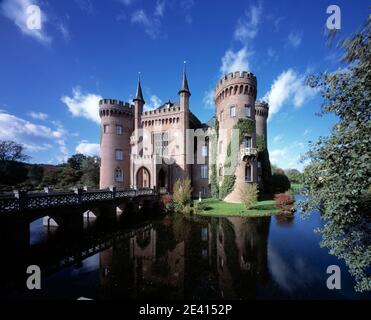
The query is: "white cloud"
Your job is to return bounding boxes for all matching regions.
[76,141,100,156]
[263,69,317,119]
[58,23,70,41]
[61,87,102,124]
[75,0,94,15]
[180,0,194,24]
[288,31,302,48]
[234,3,263,43]
[203,89,215,110]
[0,0,52,45]
[220,47,250,75]
[28,112,48,121]
[273,135,283,143]
[0,111,68,162]
[303,128,311,136]
[131,9,160,39]
[155,0,166,17]
[144,95,162,111]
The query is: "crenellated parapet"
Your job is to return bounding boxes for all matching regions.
[255,101,269,118]
[215,71,257,104]
[99,99,134,118]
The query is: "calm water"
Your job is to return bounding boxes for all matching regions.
[1,195,370,300]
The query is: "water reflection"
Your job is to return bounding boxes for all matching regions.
[1,204,370,300]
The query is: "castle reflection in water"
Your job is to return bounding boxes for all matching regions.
[98,215,270,299]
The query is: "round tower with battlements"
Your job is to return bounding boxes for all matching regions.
[214,71,258,203]
[255,101,269,146]
[99,99,134,189]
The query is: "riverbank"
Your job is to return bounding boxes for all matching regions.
[194,198,279,217]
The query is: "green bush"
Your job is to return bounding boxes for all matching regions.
[239,183,259,209]
[173,178,192,213]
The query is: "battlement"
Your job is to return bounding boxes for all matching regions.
[141,106,181,117]
[99,98,134,118]
[215,71,257,92]
[255,101,269,117]
[99,98,134,109]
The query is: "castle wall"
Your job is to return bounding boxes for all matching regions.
[99,99,134,189]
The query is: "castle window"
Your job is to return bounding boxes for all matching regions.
[201,227,208,241]
[230,106,236,117]
[243,136,252,148]
[220,110,224,122]
[153,132,169,156]
[202,145,208,157]
[103,124,109,134]
[258,161,262,168]
[219,141,223,154]
[245,104,251,117]
[245,164,252,182]
[116,125,123,135]
[201,186,207,196]
[115,167,123,182]
[115,149,123,161]
[200,165,208,179]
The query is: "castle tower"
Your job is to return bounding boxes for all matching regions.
[99,99,134,189]
[214,71,258,203]
[178,62,191,178]
[255,101,269,146]
[133,77,145,134]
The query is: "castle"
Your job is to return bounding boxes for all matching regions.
[99,66,269,203]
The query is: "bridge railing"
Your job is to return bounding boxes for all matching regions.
[0,187,158,214]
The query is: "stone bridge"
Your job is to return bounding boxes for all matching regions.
[0,187,162,256]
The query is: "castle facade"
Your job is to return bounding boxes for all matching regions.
[99,67,269,203]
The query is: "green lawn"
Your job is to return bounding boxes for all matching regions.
[194,198,279,217]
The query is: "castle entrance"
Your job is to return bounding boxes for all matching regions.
[136,167,151,188]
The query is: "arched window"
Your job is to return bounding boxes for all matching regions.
[230,106,236,118]
[245,164,252,182]
[115,167,123,182]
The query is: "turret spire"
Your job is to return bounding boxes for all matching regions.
[134,72,144,102]
[178,61,191,96]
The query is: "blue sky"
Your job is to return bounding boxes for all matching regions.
[0,0,369,170]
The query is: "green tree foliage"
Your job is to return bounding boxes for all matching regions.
[240,183,259,209]
[300,18,371,292]
[41,154,100,189]
[67,153,87,170]
[271,173,291,193]
[28,164,44,186]
[286,169,303,184]
[256,134,272,193]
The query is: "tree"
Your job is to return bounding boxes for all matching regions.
[173,178,192,213]
[28,164,44,186]
[271,173,291,193]
[0,141,30,162]
[67,153,87,170]
[300,18,371,292]
[286,169,303,184]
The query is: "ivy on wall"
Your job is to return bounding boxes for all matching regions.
[210,118,219,198]
[219,118,255,200]
[256,134,272,193]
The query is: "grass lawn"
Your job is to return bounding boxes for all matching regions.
[194,198,279,217]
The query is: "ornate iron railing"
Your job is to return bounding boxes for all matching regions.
[0,187,158,214]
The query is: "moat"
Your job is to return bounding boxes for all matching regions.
[1,195,370,300]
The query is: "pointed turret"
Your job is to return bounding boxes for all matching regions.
[134,77,145,103]
[178,62,191,96]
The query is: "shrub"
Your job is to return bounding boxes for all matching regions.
[173,178,192,213]
[274,193,294,214]
[194,201,207,213]
[239,183,259,209]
